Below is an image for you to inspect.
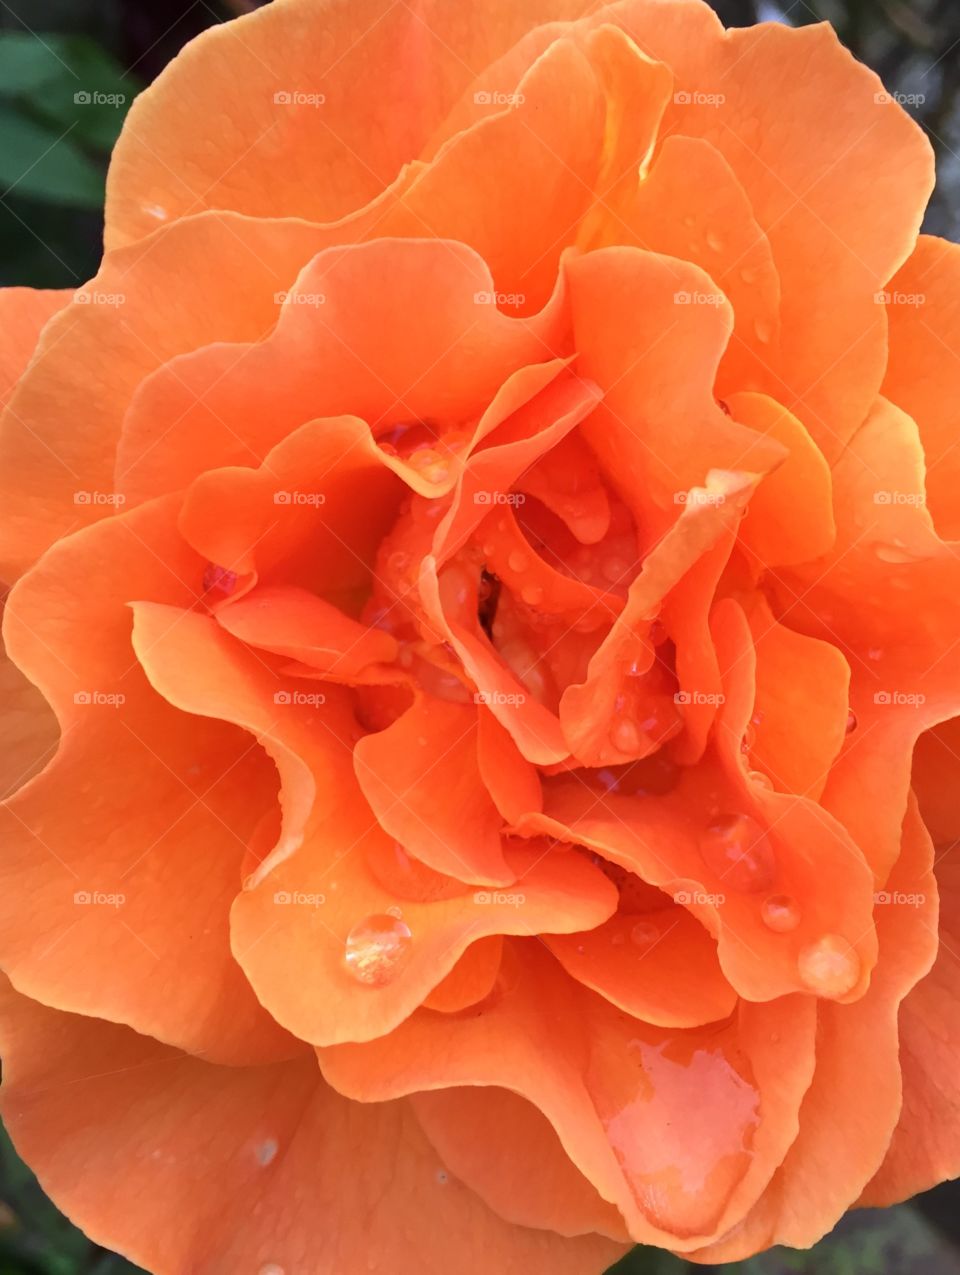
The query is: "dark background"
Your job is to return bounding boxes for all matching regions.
[1,1,959,1272]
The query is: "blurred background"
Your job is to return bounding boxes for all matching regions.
[0,0,958,1271]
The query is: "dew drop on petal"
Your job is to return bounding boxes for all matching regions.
[344,914,412,986]
[706,230,723,252]
[748,770,774,790]
[797,935,860,997]
[508,550,529,572]
[699,813,776,892]
[630,919,660,947]
[259,1265,285,1275]
[256,1138,278,1166]
[610,716,641,754]
[754,318,773,344]
[846,709,858,734]
[521,583,544,606]
[761,894,801,933]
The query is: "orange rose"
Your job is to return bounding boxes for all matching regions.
[0,0,957,1270]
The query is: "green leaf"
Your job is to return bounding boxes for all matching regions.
[0,33,67,96]
[0,104,104,207]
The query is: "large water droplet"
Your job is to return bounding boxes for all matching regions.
[797,934,860,997]
[344,914,412,986]
[761,894,800,933]
[630,919,660,947]
[699,813,776,892]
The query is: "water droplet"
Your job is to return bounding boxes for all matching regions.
[717,398,731,416]
[754,318,773,344]
[344,914,412,986]
[436,1169,449,1185]
[520,583,544,606]
[144,203,168,221]
[602,556,631,584]
[740,265,757,285]
[256,1138,278,1166]
[630,919,659,947]
[797,935,860,997]
[741,723,756,754]
[259,1265,284,1275]
[845,709,857,734]
[875,542,922,565]
[409,447,449,484]
[761,894,800,932]
[706,230,723,252]
[867,647,883,661]
[610,716,641,754]
[508,550,529,572]
[700,813,776,892]
[202,563,238,597]
[748,770,773,790]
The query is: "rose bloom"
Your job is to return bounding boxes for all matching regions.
[1,0,959,1270]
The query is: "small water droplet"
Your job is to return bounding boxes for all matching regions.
[740,265,757,284]
[761,894,800,932]
[436,1169,449,1185]
[259,1265,285,1275]
[256,1138,278,1166]
[706,230,723,252]
[846,709,857,734]
[754,318,773,344]
[797,935,860,997]
[748,770,774,790]
[508,550,529,572]
[520,583,544,605]
[409,447,449,484]
[700,812,776,892]
[610,716,641,754]
[875,542,922,565]
[867,647,883,661]
[630,919,659,947]
[344,914,412,986]
[602,556,631,584]
[741,723,756,754]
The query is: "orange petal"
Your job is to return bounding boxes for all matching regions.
[566,246,785,526]
[0,978,622,1274]
[546,906,737,1027]
[422,935,504,1012]
[882,235,960,539]
[608,3,933,459]
[860,851,959,1206]
[413,1086,630,1239]
[105,0,600,248]
[770,794,938,1243]
[0,499,297,1063]
[354,695,513,885]
[476,706,543,823]
[913,717,960,847]
[118,238,565,507]
[0,215,331,579]
[322,939,815,1248]
[605,135,781,398]
[729,391,835,568]
[0,287,72,409]
[216,584,397,677]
